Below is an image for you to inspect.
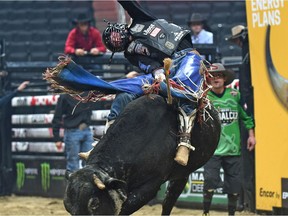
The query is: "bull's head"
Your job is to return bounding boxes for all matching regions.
[64,166,127,215]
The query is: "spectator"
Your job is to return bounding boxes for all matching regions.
[52,94,94,173]
[0,81,29,108]
[64,13,106,56]
[202,63,256,216]
[226,25,248,48]
[188,13,213,44]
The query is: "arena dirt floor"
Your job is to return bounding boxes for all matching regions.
[0,195,257,215]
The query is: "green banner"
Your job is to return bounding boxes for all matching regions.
[41,162,50,192]
[16,162,25,190]
[157,168,227,206]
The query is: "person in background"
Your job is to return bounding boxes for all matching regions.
[0,81,29,108]
[52,94,94,173]
[202,63,256,216]
[226,25,247,48]
[227,25,255,211]
[64,13,106,56]
[188,13,213,44]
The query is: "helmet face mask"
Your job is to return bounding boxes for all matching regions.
[102,23,130,53]
[110,32,123,48]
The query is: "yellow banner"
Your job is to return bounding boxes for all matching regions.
[246,0,288,211]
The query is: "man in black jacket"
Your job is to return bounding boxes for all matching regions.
[102,0,203,166]
[52,94,94,172]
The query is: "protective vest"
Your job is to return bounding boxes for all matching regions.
[128,19,191,56]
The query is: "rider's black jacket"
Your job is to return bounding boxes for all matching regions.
[118,0,193,74]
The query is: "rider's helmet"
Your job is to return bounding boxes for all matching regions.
[102,21,130,53]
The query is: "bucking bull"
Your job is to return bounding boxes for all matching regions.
[63,96,220,215]
[44,56,221,215]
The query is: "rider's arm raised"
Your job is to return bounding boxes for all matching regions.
[117,0,156,21]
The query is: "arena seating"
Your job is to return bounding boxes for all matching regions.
[141,1,247,57]
[0,1,93,62]
[0,1,247,62]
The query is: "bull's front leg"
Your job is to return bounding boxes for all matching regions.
[161,176,189,215]
[119,178,163,215]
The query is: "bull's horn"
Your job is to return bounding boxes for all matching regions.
[93,174,106,189]
[78,150,92,160]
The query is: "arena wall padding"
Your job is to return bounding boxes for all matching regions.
[12,155,66,198]
[157,168,227,209]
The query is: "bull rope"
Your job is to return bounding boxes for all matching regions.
[163,58,173,104]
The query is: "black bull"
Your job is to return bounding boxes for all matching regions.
[64,95,221,215]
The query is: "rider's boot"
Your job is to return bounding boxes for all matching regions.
[104,119,115,134]
[79,119,115,160]
[174,108,196,166]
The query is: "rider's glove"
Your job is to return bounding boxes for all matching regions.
[153,68,165,82]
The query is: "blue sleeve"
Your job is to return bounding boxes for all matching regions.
[0,90,17,108]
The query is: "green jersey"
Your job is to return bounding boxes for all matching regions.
[208,88,254,156]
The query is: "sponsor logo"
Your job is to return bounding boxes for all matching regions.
[218,108,238,125]
[174,31,185,41]
[41,163,50,192]
[16,162,25,190]
[283,192,288,199]
[282,178,288,207]
[135,43,150,56]
[143,24,155,35]
[127,41,136,53]
[159,33,166,39]
[16,162,38,190]
[165,41,175,50]
[15,98,28,106]
[50,168,66,180]
[230,90,238,97]
[172,32,179,37]
[176,169,225,197]
[130,24,144,33]
[150,27,161,37]
[259,187,275,197]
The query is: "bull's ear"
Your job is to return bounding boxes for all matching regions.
[106,178,127,190]
[106,178,127,201]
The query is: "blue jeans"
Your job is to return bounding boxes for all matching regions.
[64,127,94,171]
[107,92,196,122]
[107,50,201,121]
[107,92,138,121]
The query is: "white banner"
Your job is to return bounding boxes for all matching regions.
[12,110,110,124]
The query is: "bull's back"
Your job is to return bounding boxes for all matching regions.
[88,95,179,180]
[88,95,220,182]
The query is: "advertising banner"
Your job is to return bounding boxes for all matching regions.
[246,0,288,211]
[11,95,114,107]
[12,110,110,124]
[157,168,227,206]
[12,142,64,153]
[13,155,66,197]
